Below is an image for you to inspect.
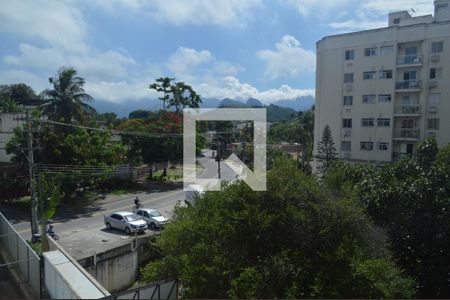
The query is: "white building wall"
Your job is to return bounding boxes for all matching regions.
[314,1,450,167]
[0,113,25,162]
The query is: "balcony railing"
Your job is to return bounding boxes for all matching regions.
[395,80,421,90]
[394,104,420,115]
[396,54,423,65]
[393,128,420,139]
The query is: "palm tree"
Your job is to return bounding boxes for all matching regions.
[41,67,95,124]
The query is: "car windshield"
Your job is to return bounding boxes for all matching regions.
[124,214,139,222]
[149,210,161,217]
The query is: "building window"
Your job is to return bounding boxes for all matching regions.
[377,142,389,151]
[436,3,449,12]
[364,47,377,56]
[361,118,375,127]
[344,73,354,83]
[380,45,394,55]
[393,18,401,24]
[343,96,353,106]
[377,118,391,127]
[429,67,441,80]
[343,118,352,128]
[345,49,355,60]
[378,94,391,103]
[363,71,376,80]
[427,118,440,130]
[431,41,443,53]
[360,142,374,151]
[341,141,351,152]
[362,95,376,104]
[379,70,393,79]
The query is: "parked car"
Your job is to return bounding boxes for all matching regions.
[135,209,168,230]
[104,211,147,234]
[185,184,205,206]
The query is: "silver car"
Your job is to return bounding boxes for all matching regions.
[135,209,168,230]
[104,211,147,234]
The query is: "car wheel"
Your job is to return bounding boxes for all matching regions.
[125,227,131,235]
[106,222,111,230]
[149,222,156,230]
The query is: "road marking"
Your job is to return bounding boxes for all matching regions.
[15,189,184,234]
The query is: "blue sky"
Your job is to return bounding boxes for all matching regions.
[0,0,433,105]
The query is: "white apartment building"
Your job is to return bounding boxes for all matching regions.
[314,0,450,166]
[0,113,25,162]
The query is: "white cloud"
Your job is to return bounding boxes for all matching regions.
[4,44,136,81]
[167,47,213,81]
[87,0,263,27]
[0,0,87,52]
[167,47,244,82]
[284,0,434,31]
[257,35,315,79]
[85,80,159,104]
[282,0,353,17]
[0,69,48,91]
[196,76,314,103]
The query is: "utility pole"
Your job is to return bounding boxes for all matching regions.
[215,139,221,179]
[26,109,39,236]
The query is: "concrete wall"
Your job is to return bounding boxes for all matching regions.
[46,238,110,299]
[78,235,159,293]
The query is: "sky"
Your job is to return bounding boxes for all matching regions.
[0,0,434,106]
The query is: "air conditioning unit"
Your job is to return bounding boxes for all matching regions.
[429,80,438,88]
[345,84,353,91]
[428,105,437,113]
[431,54,440,62]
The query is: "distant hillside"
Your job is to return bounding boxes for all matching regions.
[91,95,313,118]
[218,98,296,122]
[273,96,314,111]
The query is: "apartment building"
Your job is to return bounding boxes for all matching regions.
[314,0,450,166]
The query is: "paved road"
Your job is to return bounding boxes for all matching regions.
[2,150,240,259]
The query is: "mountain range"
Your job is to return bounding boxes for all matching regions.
[91,96,314,118]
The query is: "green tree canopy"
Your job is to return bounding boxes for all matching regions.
[325,138,450,298]
[142,158,414,299]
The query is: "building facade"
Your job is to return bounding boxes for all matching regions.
[0,113,25,162]
[314,0,450,166]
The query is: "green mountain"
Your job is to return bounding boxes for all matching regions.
[218,98,296,122]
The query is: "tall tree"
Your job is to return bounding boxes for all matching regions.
[0,83,41,105]
[168,81,202,112]
[317,124,337,174]
[149,77,175,111]
[142,158,414,298]
[41,67,95,124]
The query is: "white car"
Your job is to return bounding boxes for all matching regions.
[135,209,168,230]
[185,184,205,206]
[104,211,148,234]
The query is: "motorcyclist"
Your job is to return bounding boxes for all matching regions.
[47,224,55,236]
[134,196,141,209]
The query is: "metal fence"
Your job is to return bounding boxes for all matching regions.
[0,212,41,296]
[105,279,178,300]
